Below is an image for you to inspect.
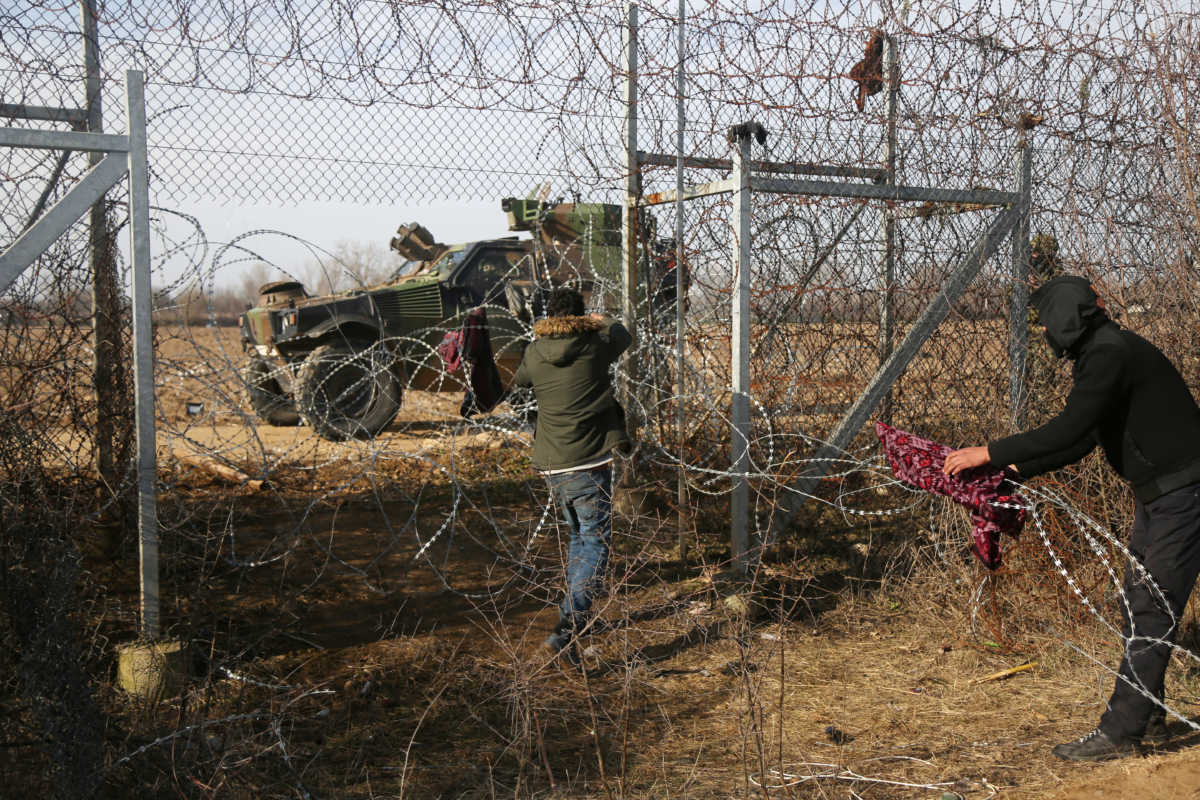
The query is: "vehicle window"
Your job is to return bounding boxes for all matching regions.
[435,249,468,277]
[459,248,521,304]
[389,259,423,280]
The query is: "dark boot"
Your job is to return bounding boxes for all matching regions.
[544,617,584,667]
[544,617,574,653]
[1141,714,1169,746]
[1052,728,1139,762]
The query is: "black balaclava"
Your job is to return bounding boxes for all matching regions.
[1029,275,1109,359]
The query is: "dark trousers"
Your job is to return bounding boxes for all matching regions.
[547,465,613,629]
[1099,483,1200,740]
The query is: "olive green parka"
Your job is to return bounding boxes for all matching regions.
[512,315,633,471]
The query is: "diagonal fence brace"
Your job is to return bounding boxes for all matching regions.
[767,206,1020,540]
[0,152,127,295]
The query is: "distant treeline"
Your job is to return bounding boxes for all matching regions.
[153,285,248,327]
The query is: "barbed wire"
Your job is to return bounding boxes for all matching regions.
[3,0,1200,796]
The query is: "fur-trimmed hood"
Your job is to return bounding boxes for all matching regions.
[532,315,604,338]
[511,314,634,471]
[527,315,606,368]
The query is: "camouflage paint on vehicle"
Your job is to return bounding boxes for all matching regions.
[238,197,656,439]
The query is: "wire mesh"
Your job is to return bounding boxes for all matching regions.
[3,1,1200,796]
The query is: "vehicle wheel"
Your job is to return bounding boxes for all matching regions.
[295,343,402,440]
[245,356,301,426]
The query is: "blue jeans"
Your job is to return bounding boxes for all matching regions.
[547,465,612,631]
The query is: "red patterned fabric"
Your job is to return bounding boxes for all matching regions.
[436,329,464,372]
[436,308,504,417]
[875,422,1027,569]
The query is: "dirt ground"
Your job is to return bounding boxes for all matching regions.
[92,452,1200,799]
[1045,753,1200,800]
[18,324,1200,797]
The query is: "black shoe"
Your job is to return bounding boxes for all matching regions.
[544,629,571,653]
[1142,715,1169,746]
[544,623,581,667]
[546,640,581,668]
[1052,728,1139,762]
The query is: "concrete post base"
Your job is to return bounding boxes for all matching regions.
[116,639,187,700]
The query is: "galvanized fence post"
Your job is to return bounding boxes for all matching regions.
[879,34,899,423]
[730,128,752,576]
[621,2,638,362]
[81,0,125,515]
[1008,137,1033,430]
[618,1,639,494]
[674,0,688,560]
[125,71,159,639]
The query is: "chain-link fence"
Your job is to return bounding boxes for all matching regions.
[4,1,1200,796]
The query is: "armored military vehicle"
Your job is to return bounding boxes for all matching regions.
[239,197,647,440]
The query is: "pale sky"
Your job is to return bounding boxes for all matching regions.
[154,198,520,291]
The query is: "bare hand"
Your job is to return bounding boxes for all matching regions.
[943,446,991,476]
[588,312,605,321]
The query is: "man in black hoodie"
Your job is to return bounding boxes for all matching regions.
[945,275,1200,761]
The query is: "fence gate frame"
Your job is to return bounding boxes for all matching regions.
[635,124,1033,577]
[0,70,160,638]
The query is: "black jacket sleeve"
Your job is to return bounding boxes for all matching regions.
[1011,435,1096,478]
[988,344,1123,469]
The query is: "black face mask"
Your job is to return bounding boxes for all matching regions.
[1030,276,1108,359]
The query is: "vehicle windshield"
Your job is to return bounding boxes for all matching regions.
[435,248,469,277]
[389,259,425,280]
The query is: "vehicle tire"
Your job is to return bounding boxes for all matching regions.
[245,356,301,426]
[295,342,402,440]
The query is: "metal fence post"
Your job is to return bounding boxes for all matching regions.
[1008,137,1033,429]
[730,128,752,576]
[878,33,899,423]
[618,1,639,496]
[621,2,638,358]
[674,0,689,560]
[125,71,159,639]
[81,0,124,516]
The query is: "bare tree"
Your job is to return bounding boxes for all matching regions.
[302,240,401,295]
[335,240,401,288]
[238,261,280,301]
[1149,16,1200,258]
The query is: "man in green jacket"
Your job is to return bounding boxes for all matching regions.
[512,287,633,658]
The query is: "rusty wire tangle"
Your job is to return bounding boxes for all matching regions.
[3,0,1200,796]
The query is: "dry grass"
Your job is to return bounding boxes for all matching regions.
[75,445,1200,798]
[8,322,1200,797]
